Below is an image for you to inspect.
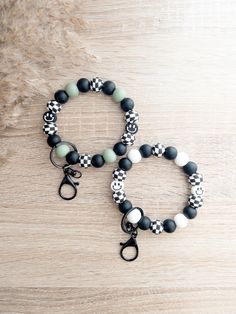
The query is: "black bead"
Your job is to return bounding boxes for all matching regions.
[163,219,176,233]
[54,90,69,104]
[139,144,152,158]
[119,158,132,171]
[113,142,127,156]
[119,200,132,214]
[183,161,198,175]
[164,146,178,160]
[138,216,151,230]
[183,206,197,219]
[120,98,134,112]
[102,80,116,95]
[77,78,90,92]
[125,122,138,134]
[47,134,61,147]
[43,111,57,123]
[66,151,79,165]
[91,154,105,168]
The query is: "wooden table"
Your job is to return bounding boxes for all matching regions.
[0,0,235,312]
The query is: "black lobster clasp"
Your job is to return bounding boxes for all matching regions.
[58,165,82,200]
[120,230,139,262]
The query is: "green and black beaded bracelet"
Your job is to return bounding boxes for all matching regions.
[43,77,139,200]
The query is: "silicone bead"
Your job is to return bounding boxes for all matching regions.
[139,144,152,158]
[113,168,126,181]
[102,81,116,95]
[127,149,142,163]
[65,82,79,97]
[91,154,105,168]
[55,144,70,158]
[121,132,135,146]
[47,134,61,147]
[103,148,117,164]
[163,219,176,233]
[164,146,178,160]
[125,123,138,134]
[138,216,151,230]
[183,206,197,219]
[175,152,189,167]
[66,151,79,165]
[113,142,127,156]
[150,220,164,235]
[188,173,203,186]
[183,161,198,175]
[54,90,69,104]
[112,87,126,103]
[120,98,134,112]
[77,78,90,92]
[191,185,205,197]
[43,123,58,135]
[119,158,132,171]
[111,180,124,192]
[127,208,142,224]
[119,200,132,214]
[113,190,126,204]
[188,194,203,208]
[43,111,57,123]
[152,143,165,157]
[174,213,188,228]
[90,77,104,92]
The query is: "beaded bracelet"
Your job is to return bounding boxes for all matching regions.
[43,77,139,200]
[111,143,204,261]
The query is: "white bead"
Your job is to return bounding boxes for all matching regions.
[191,185,205,197]
[127,149,142,163]
[175,152,189,167]
[174,213,188,228]
[111,180,124,192]
[127,208,142,224]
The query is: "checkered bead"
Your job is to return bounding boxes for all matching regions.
[188,173,203,186]
[121,132,135,146]
[79,154,92,168]
[150,220,164,235]
[43,123,58,135]
[47,100,62,113]
[112,168,127,181]
[112,190,126,204]
[152,143,165,157]
[124,110,139,123]
[90,77,104,92]
[188,194,203,209]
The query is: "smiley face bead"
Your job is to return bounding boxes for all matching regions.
[111,180,124,192]
[43,111,57,123]
[125,123,138,134]
[191,185,205,197]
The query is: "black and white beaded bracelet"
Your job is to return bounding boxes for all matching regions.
[111,143,204,261]
[43,77,139,200]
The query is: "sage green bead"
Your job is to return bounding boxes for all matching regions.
[112,87,126,103]
[103,148,117,164]
[65,82,79,97]
[55,144,70,158]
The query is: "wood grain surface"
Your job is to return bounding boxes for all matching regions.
[0,0,236,313]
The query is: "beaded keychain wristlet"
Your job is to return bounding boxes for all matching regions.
[111,143,204,261]
[43,77,139,200]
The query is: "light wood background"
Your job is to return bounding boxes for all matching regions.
[0,0,236,313]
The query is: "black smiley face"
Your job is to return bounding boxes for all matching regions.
[43,111,57,123]
[125,122,138,134]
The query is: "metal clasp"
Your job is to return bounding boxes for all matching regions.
[58,165,82,201]
[120,229,139,262]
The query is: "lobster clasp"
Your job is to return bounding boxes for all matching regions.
[58,165,82,201]
[120,232,139,262]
